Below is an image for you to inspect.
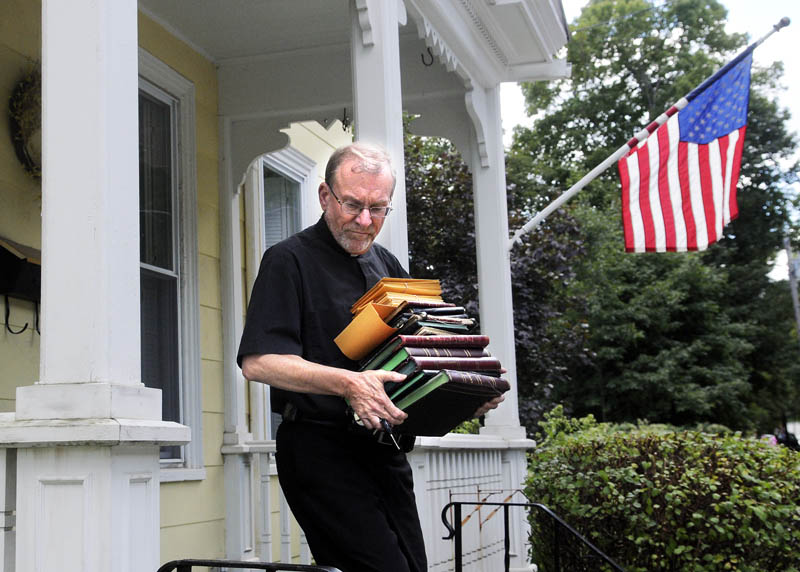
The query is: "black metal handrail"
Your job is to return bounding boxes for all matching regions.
[156,559,341,572]
[441,501,626,572]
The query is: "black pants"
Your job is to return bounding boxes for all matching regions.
[276,421,427,572]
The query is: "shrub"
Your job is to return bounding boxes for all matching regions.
[525,407,800,571]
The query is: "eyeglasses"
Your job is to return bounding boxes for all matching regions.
[327,183,393,218]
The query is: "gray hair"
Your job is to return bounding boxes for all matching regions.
[324,142,397,193]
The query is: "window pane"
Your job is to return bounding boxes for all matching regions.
[264,166,300,250]
[139,92,174,270]
[140,268,180,459]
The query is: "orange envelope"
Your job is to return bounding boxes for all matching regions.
[334,303,398,360]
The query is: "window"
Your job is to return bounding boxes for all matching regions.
[139,83,181,459]
[139,50,203,480]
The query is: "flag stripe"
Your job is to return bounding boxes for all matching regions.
[708,140,724,239]
[637,143,656,251]
[647,127,666,251]
[688,145,709,250]
[677,141,698,250]
[656,123,676,251]
[665,117,687,251]
[619,156,635,252]
[627,150,645,252]
[719,134,731,224]
[729,126,746,220]
[698,144,716,246]
[621,150,646,252]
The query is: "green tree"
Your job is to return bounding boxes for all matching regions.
[404,121,590,425]
[405,131,479,315]
[508,0,799,430]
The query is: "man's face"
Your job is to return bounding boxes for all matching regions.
[319,157,394,255]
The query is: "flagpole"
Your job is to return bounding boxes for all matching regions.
[508,17,790,251]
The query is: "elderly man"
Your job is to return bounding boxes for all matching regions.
[238,142,499,572]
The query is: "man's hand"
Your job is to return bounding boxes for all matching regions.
[473,394,505,418]
[344,369,408,431]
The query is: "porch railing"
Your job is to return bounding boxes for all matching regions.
[441,501,626,572]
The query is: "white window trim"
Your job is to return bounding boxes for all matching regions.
[139,48,205,482]
[244,147,315,441]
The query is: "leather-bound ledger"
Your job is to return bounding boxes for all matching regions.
[395,370,511,436]
[391,356,502,377]
[393,334,490,348]
[405,346,489,358]
[360,334,491,371]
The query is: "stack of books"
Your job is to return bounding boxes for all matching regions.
[335,278,510,436]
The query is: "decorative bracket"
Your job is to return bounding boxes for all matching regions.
[354,0,408,47]
[464,89,490,168]
[354,0,375,47]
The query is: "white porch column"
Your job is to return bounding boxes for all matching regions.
[21,0,157,414]
[0,2,188,571]
[350,0,409,268]
[468,86,533,572]
[470,85,525,439]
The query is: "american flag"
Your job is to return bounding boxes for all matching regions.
[619,53,752,252]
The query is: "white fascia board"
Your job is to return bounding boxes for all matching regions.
[507,58,572,82]
[499,0,570,59]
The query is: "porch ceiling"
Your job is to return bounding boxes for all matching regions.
[137,0,569,83]
[138,0,352,61]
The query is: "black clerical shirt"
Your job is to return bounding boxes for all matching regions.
[237,216,409,422]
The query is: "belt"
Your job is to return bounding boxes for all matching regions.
[281,403,347,428]
[282,403,416,452]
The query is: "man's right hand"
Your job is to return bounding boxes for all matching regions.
[344,369,408,431]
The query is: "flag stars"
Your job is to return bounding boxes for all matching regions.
[679,53,751,144]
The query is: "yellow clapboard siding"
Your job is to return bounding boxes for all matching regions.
[161,465,226,528]
[0,0,41,59]
[199,254,222,309]
[160,518,226,568]
[202,411,225,467]
[201,359,224,415]
[200,306,224,363]
[198,201,221,259]
[138,13,217,101]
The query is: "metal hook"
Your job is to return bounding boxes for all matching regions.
[421,47,434,67]
[4,295,28,335]
[341,108,351,130]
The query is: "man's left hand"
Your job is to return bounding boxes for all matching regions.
[473,394,504,418]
